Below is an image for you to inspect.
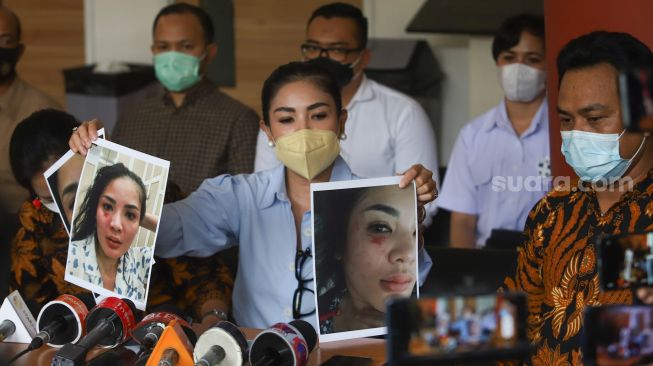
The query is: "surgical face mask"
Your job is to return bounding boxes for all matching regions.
[274,129,340,180]
[498,63,546,102]
[42,200,59,213]
[0,46,19,83]
[561,130,647,183]
[153,51,203,92]
[306,56,360,88]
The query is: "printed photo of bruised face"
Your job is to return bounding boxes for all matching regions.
[314,182,418,335]
[342,185,417,313]
[95,176,143,261]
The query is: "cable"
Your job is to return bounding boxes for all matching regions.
[7,347,30,365]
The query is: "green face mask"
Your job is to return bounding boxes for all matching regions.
[153,51,203,92]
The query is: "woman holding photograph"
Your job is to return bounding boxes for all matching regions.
[315,185,417,333]
[68,163,153,301]
[69,61,437,329]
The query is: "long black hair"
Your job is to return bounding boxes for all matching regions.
[9,109,79,194]
[72,163,147,241]
[314,187,370,298]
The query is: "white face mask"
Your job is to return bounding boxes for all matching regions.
[498,63,546,102]
[42,200,59,213]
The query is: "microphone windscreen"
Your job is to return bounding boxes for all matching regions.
[74,293,97,311]
[37,294,93,346]
[289,320,317,352]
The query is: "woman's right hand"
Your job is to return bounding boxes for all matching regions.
[69,119,104,155]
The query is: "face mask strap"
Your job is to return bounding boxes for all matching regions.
[629,133,648,161]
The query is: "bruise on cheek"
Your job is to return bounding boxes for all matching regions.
[370,235,385,246]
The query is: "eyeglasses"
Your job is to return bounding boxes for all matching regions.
[300,43,363,63]
[292,247,315,319]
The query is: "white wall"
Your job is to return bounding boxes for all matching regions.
[84,0,172,64]
[363,0,501,166]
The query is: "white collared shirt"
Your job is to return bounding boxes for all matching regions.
[437,99,551,247]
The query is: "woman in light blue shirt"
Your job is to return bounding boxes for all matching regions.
[70,62,438,329]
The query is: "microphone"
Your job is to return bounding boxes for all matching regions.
[33,293,96,349]
[133,312,197,354]
[145,319,194,366]
[0,290,37,343]
[0,319,15,342]
[249,320,317,366]
[51,297,140,366]
[193,321,248,366]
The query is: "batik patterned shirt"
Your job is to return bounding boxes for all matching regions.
[502,172,653,365]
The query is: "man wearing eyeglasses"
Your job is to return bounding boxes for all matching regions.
[254,3,439,223]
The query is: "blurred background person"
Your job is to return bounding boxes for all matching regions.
[438,14,549,248]
[9,109,87,314]
[0,6,60,216]
[110,3,259,195]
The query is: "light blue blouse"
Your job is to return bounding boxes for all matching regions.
[67,236,152,301]
[156,157,433,329]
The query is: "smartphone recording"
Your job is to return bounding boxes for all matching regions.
[387,292,531,365]
[583,305,653,366]
[597,232,653,290]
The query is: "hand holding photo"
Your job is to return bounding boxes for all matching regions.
[64,139,169,311]
[311,176,419,342]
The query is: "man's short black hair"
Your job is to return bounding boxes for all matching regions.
[0,7,21,43]
[152,3,214,44]
[9,109,79,193]
[557,31,653,86]
[491,14,545,61]
[308,2,368,48]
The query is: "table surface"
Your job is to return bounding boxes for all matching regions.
[0,329,387,365]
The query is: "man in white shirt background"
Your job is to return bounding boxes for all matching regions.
[254,2,439,222]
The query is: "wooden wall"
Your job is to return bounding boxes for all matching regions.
[5,0,84,107]
[201,0,362,114]
[4,0,361,112]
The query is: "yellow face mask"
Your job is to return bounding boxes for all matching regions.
[274,129,340,181]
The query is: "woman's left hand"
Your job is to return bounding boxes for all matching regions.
[399,164,438,206]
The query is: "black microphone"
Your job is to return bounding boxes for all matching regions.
[51,297,141,366]
[32,293,96,349]
[132,312,196,354]
[249,320,317,366]
[0,319,16,342]
[193,321,248,366]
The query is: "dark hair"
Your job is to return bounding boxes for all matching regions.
[72,163,147,241]
[9,109,79,193]
[308,2,368,48]
[152,3,214,44]
[0,7,21,42]
[261,61,342,125]
[557,31,653,85]
[314,187,370,299]
[491,14,544,61]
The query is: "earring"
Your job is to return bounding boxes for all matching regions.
[268,140,275,147]
[339,132,347,141]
